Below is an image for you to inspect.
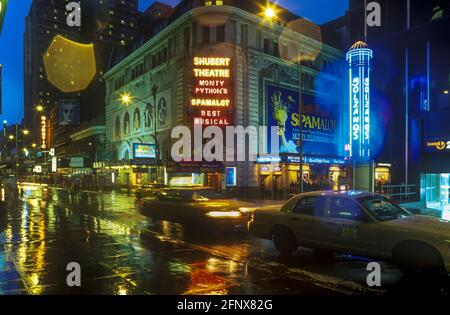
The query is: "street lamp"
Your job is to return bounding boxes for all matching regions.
[119,92,133,105]
[264,7,276,19]
[23,129,30,136]
[8,135,14,140]
[36,105,44,112]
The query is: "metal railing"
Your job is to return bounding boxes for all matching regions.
[376,184,417,203]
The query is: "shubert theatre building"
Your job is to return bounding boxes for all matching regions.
[103,0,348,198]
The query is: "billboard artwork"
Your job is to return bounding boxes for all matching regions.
[133,143,156,159]
[267,84,338,156]
[59,100,80,125]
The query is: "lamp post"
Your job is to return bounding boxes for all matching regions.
[296,44,304,194]
[151,84,159,184]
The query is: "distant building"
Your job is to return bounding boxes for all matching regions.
[103,0,346,197]
[324,0,450,206]
[23,0,139,174]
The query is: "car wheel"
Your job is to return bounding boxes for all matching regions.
[272,227,298,256]
[393,242,444,276]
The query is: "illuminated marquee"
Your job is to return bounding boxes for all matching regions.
[346,41,373,160]
[191,57,233,126]
[41,115,47,149]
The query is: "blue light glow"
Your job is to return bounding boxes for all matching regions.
[346,43,373,161]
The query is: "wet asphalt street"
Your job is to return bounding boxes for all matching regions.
[0,187,449,295]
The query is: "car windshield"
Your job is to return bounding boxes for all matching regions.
[359,196,412,222]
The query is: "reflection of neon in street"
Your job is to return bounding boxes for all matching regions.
[346,41,373,160]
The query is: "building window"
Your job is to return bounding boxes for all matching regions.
[216,25,225,42]
[123,112,130,135]
[241,24,248,47]
[263,38,271,54]
[184,27,191,49]
[115,116,121,140]
[273,42,280,57]
[202,26,210,44]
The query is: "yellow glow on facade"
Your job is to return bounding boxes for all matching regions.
[44,35,97,93]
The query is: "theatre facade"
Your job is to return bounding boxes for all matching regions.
[103,2,348,197]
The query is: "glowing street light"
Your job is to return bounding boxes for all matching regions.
[264,6,277,20]
[32,143,37,148]
[36,105,44,112]
[8,135,14,140]
[23,129,30,135]
[119,92,133,105]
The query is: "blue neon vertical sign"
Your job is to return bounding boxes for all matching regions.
[346,41,373,160]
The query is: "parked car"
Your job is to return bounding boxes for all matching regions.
[139,188,256,228]
[248,191,450,275]
[135,183,167,200]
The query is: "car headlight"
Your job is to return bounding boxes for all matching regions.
[238,207,257,213]
[205,211,243,218]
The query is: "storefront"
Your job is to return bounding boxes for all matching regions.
[165,161,225,191]
[257,154,349,198]
[421,173,450,216]
[375,163,392,186]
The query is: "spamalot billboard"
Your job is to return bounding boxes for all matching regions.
[267,84,338,156]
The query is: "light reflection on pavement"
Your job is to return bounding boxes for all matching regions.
[0,187,449,295]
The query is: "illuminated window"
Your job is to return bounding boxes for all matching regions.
[204,0,223,5]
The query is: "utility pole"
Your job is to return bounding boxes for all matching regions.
[15,123,18,178]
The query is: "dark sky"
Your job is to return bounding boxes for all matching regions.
[0,0,348,125]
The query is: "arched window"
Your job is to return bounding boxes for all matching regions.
[115,116,121,140]
[134,108,141,131]
[144,103,153,130]
[123,112,130,135]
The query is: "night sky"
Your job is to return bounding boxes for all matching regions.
[0,0,348,125]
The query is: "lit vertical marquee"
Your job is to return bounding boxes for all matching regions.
[191,57,233,126]
[41,115,47,149]
[346,41,373,160]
